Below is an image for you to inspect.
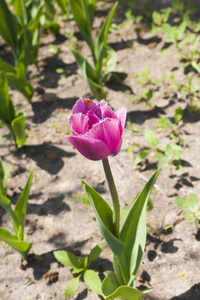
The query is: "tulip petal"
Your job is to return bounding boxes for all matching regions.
[63,135,110,161]
[72,97,96,115]
[97,100,118,120]
[69,113,90,135]
[86,118,122,155]
[115,107,128,130]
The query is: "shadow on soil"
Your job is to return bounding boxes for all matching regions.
[19,143,76,175]
[170,283,200,300]
[31,97,78,123]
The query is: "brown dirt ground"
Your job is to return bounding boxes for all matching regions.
[1,1,200,299]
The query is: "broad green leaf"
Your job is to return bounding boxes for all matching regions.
[157,161,169,168]
[120,170,159,284]
[14,170,33,239]
[152,11,162,25]
[101,271,151,300]
[71,45,95,81]
[53,250,82,268]
[0,71,16,126]
[64,276,80,297]
[71,46,106,99]
[174,197,190,211]
[145,129,158,147]
[0,57,16,74]
[11,115,26,148]
[82,181,125,257]
[0,195,17,229]
[56,0,68,14]
[154,152,168,161]
[6,73,33,102]
[183,212,195,222]
[0,227,31,260]
[12,0,28,26]
[174,107,183,124]
[80,255,88,268]
[134,149,151,165]
[68,0,92,48]
[84,270,102,295]
[0,157,5,183]
[95,2,118,61]
[89,243,103,262]
[0,0,18,56]
[188,194,199,211]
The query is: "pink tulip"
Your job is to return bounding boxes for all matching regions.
[63,98,127,160]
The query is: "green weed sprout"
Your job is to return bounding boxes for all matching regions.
[0,169,33,260]
[54,243,103,297]
[175,194,200,229]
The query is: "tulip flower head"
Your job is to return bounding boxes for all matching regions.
[63,98,127,160]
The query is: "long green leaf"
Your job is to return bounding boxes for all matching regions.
[11,115,26,148]
[0,195,18,231]
[0,0,18,57]
[95,2,118,61]
[68,0,93,47]
[120,170,159,284]
[12,0,28,26]
[6,73,33,102]
[0,71,16,127]
[82,181,125,257]
[14,170,33,240]
[0,227,31,260]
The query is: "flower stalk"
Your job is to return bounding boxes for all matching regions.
[102,158,120,238]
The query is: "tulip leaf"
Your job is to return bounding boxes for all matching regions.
[102,271,152,300]
[95,2,118,61]
[120,169,159,285]
[14,170,33,240]
[82,181,125,257]
[68,0,92,47]
[11,115,26,148]
[0,0,18,56]
[84,269,102,296]
[0,227,32,260]
[6,73,33,102]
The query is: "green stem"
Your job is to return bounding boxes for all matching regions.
[102,158,120,238]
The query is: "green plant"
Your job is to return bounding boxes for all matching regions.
[134,129,183,170]
[0,0,44,102]
[54,243,103,297]
[155,107,185,145]
[0,170,33,260]
[69,0,118,100]
[0,71,27,148]
[175,194,200,229]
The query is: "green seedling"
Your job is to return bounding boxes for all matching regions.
[69,0,118,100]
[155,107,185,145]
[0,170,33,260]
[175,194,200,229]
[134,129,183,171]
[54,243,103,297]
